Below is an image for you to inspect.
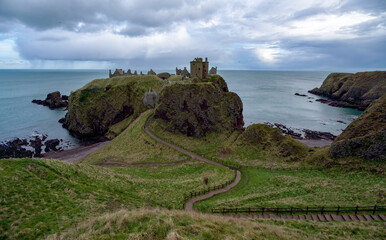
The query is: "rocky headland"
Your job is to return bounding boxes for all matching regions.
[305,71,386,160]
[62,75,165,141]
[32,91,68,109]
[21,69,384,162]
[308,71,386,110]
[154,75,243,137]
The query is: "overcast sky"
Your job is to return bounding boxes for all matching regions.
[0,0,385,70]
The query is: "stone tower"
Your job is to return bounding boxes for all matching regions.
[190,57,209,79]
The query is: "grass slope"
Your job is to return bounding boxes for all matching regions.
[48,209,385,240]
[82,111,188,165]
[0,158,234,239]
[195,168,385,212]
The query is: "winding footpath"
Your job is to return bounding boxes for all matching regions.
[143,117,385,221]
[143,117,241,211]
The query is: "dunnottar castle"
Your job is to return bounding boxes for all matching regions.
[109,58,217,79]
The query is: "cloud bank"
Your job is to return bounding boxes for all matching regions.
[0,0,385,70]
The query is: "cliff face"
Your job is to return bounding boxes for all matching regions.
[154,75,244,137]
[329,95,386,160]
[309,71,386,110]
[64,75,165,140]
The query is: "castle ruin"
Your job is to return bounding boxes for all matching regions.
[109,58,214,79]
[190,57,209,79]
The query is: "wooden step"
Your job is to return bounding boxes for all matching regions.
[324,214,333,222]
[370,215,382,221]
[299,215,306,220]
[305,215,313,221]
[317,214,327,222]
[331,214,344,221]
[356,215,366,221]
[378,214,386,221]
[342,215,351,221]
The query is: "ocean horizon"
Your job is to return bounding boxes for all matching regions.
[0,69,362,149]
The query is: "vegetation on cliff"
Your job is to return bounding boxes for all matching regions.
[64,75,165,140]
[309,71,386,110]
[154,74,243,137]
[329,95,386,160]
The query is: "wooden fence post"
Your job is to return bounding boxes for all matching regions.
[321,207,324,215]
[290,207,293,215]
[355,206,358,215]
[336,206,340,215]
[373,205,377,214]
[306,206,309,215]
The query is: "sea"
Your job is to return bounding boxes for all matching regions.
[0,69,362,149]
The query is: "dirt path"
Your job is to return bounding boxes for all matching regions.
[98,159,192,167]
[42,141,109,162]
[143,117,241,211]
[185,170,241,211]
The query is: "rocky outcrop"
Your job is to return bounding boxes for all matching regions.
[309,71,386,110]
[63,75,165,140]
[329,95,386,160]
[0,138,32,158]
[235,124,308,161]
[44,139,60,152]
[0,136,63,159]
[157,72,171,80]
[154,75,243,137]
[32,91,68,109]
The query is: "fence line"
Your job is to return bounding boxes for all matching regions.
[183,169,238,208]
[211,205,386,215]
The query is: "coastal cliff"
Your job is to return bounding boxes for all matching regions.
[63,75,165,140]
[329,95,386,160]
[309,71,386,110]
[154,75,244,137]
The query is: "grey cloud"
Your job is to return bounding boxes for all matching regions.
[0,0,220,33]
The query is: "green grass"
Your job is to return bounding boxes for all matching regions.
[82,111,190,165]
[149,120,312,168]
[195,168,385,212]
[47,209,385,240]
[0,158,234,239]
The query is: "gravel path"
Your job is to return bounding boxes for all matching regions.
[43,141,109,162]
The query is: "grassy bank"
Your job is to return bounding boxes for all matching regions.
[195,168,385,212]
[47,209,385,240]
[0,158,234,239]
[82,111,189,165]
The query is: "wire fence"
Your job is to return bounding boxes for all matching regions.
[211,205,386,215]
